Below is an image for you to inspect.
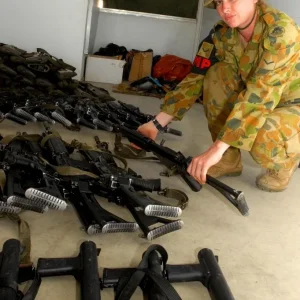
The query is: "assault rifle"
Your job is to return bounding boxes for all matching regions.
[0,91,74,127]
[41,128,184,240]
[78,147,184,240]
[60,99,114,131]
[0,86,182,136]
[0,239,235,300]
[118,126,249,216]
[0,131,184,240]
[40,132,140,235]
[0,136,67,213]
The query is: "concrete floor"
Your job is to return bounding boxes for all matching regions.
[0,82,299,300]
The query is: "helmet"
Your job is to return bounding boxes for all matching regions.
[204,0,216,9]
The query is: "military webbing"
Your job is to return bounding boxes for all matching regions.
[0,169,31,264]
[40,131,60,147]
[114,134,180,177]
[158,188,188,210]
[40,156,100,179]
[114,133,159,161]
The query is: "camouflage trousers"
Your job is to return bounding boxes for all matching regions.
[203,62,300,170]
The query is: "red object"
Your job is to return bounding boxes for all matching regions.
[193,56,211,69]
[153,55,192,82]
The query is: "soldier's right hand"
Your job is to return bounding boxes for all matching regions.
[137,121,159,140]
[130,121,158,149]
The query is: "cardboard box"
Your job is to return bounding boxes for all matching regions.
[85,54,126,84]
[128,51,153,82]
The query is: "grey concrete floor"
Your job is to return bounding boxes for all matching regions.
[0,82,299,300]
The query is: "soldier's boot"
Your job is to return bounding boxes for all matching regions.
[256,161,299,192]
[207,148,243,178]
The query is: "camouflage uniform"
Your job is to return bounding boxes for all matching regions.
[160,2,300,170]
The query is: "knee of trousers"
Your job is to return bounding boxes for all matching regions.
[203,62,243,106]
[250,131,279,165]
[250,129,300,168]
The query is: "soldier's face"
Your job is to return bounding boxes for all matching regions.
[214,0,258,28]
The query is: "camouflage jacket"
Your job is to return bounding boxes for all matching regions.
[161,3,300,151]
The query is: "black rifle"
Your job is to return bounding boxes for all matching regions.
[118,126,249,216]
[41,129,183,239]
[104,244,235,300]
[36,241,101,300]
[0,239,235,300]
[62,100,113,131]
[0,239,100,300]
[40,132,139,235]
[0,84,181,136]
[0,129,184,240]
[0,100,35,125]
[0,137,67,212]
[0,92,72,127]
[0,239,38,300]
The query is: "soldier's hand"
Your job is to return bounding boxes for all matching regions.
[138,121,159,139]
[187,140,230,184]
[131,121,159,149]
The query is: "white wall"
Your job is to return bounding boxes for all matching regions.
[0,0,89,79]
[93,10,197,61]
[84,0,100,54]
[200,8,220,41]
[88,4,100,53]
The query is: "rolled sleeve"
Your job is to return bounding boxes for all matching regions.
[160,73,204,120]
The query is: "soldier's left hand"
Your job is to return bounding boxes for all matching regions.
[187,141,229,184]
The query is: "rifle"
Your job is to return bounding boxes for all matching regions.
[60,99,113,131]
[0,82,181,136]
[40,127,184,240]
[0,129,184,240]
[0,137,67,212]
[0,239,235,300]
[0,91,70,126]
[0,239,100,300]
[0,131,139,234]
[85,103,114,131]
[103,244,236,300]
[39,129,140,235]
[117,126,249,216]
[39,126,183,239]
[0,99,36,125]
